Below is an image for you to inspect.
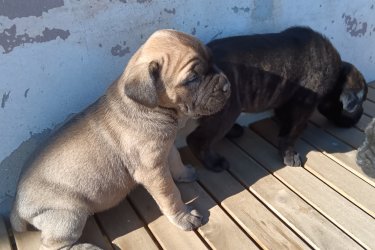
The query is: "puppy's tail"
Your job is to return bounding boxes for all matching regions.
[10,208,27,232]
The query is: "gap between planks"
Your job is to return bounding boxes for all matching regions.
[302,122,375,187]
[231,127,375,249]
[215,139,361,249]
[180,148,310,250]
[251,119,375,219]
[128,183,259,250]
[0,216,12,250]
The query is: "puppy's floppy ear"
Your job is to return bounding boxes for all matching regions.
[124,61,160,108]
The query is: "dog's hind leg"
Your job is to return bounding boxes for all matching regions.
[31,209,100,250]
[187,98,242,172]
[275,92,317,167]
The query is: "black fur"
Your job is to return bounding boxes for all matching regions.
[318,62,367,127]
[187,27,366,171]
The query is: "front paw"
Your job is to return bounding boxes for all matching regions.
[203,153,230,172]
[283,151,302,167]
[70,243,103,250]
[226,123,244,138]
[174,164,198,183]
[168,206,203,231]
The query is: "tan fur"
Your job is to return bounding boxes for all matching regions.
[11,29,230,250]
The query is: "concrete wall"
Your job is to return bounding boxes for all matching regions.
[1,0,374,216]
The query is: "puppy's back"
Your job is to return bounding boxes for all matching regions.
[207,26,338,67]
[208,26,341,96]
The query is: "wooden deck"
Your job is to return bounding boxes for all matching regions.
[1,83,375,250]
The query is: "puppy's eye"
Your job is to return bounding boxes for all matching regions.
[184,74,199,85]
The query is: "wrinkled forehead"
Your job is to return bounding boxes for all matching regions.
[141,30,210,62]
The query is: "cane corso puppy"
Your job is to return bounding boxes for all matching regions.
[187,26,367,172]
[11,30,230,249]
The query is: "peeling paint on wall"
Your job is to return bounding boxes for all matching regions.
[164,8,176,14]
[0,0,64,20]
[342,13,368,37]
[1,91,10,108]
[137,0,152,3]
[0,25,70,54]
[191,27,196,35]
[24,89,30,98]
[232,6,250,14]
[111,42,130,57]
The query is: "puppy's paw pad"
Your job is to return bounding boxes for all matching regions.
[284,153,302,167]
[169,207,203,231]
[176,164,198,183]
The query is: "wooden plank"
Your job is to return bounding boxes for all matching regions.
[366,85,375,102]
[301,122,375,186]
[13,231,40,250]
[96,199,159,250]
[252,119,375,218]
[363,100,375,117]
[232,129,375,249]
[177,182,259,250]
[13,217,111,250]
[356,114,372,131]
[368,81,375,89]
[215,139,361,249]
[79,217,113,250]
[179,148,310,250]
[0,216,12,250]
[129,183,258,250]
[128,187,209,250]
[310,111,365,148]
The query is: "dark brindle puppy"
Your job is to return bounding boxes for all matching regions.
[187,27,367,172]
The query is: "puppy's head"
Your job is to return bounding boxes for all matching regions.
[338,62,367,113]
[122,29,230,118]
[318,61,367,127]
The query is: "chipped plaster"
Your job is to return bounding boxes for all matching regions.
[342,13,368,37]
[1,91,11,108]
[111,42,130,57]
[0,25,70,54]
[0,0,64,20]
